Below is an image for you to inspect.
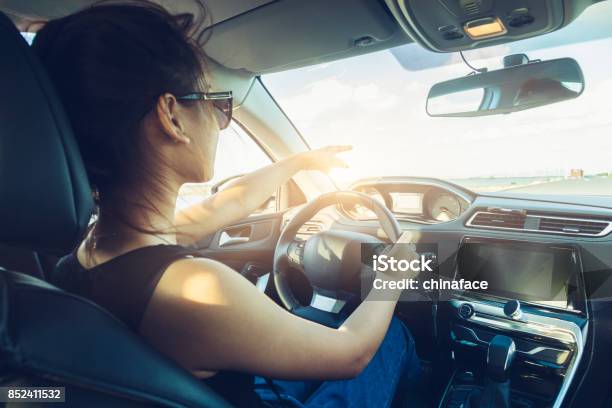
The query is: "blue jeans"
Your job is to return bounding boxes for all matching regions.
[255,317,420,408]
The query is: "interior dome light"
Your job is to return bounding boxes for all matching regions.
[464,17,507,40]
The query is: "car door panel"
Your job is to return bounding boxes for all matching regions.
[196,212,283,272]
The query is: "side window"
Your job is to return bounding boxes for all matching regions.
[177,122,276,215]
[211,122,271,185]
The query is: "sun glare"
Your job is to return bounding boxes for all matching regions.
[182,273,229,306]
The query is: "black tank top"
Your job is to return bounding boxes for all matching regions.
[52,244,263,407]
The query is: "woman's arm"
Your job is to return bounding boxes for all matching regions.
[175,146,350,246]
[140,254,409,380]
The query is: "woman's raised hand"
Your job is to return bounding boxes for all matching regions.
[296,145,352,173]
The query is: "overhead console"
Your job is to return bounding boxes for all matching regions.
[384,0,598,52]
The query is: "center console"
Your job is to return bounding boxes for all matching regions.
[439,237,588,408]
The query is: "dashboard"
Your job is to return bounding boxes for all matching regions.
[340,177,472,223]
[283,177,612,408]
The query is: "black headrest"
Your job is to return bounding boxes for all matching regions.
[0,13,93,254]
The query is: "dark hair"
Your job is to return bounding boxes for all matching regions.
[32,0,210,245]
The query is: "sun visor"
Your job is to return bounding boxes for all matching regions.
[202,0,410,74]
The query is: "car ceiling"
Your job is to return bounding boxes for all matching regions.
[1,0,413,74]
[0,0,274,27]
[0,0,604,75]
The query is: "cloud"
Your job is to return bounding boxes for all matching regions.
[264,36,612,181]
[279,79,353,121]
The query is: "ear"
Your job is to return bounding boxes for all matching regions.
[155,93,191,145]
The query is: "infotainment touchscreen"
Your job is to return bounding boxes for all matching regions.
[457,241,577,307]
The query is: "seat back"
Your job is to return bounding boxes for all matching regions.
[0,11,229,407]
[0,269,230,407]
[0,244,45,279]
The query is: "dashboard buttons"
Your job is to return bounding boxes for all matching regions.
[458,302,475,320]
[504,300,522,320]
[287,241,305,266]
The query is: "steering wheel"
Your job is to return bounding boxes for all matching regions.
[273,191,402,327]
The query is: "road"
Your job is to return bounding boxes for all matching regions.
[505,177,612,195]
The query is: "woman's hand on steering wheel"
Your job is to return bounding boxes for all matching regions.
[295,145,352,173]
[376,231,421,282]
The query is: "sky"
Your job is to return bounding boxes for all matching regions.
[263,1,612,187]
[20,3,612,196]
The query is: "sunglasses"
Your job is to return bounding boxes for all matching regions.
[176,91,233,130]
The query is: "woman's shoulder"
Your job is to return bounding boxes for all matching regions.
[147,255,260,313]
[156,256,241,293]
[53,243,210,330]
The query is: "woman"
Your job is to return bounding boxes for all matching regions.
[33,1,420,406]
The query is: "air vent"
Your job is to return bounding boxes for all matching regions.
[538,216,610,236]
[469,211,526,229]
[466,209,612,237]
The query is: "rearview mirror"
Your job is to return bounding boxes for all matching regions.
[426,56,584,117]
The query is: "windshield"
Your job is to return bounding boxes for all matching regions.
[263,1,612,196]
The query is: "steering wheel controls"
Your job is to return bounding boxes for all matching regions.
[287,241,305,265]
[295,240,305,254]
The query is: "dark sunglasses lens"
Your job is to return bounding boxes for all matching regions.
[213,98,232,130]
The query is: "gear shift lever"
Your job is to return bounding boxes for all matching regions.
[449,335,517,408]
[477,335,516,408]
[487,334,516,382]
